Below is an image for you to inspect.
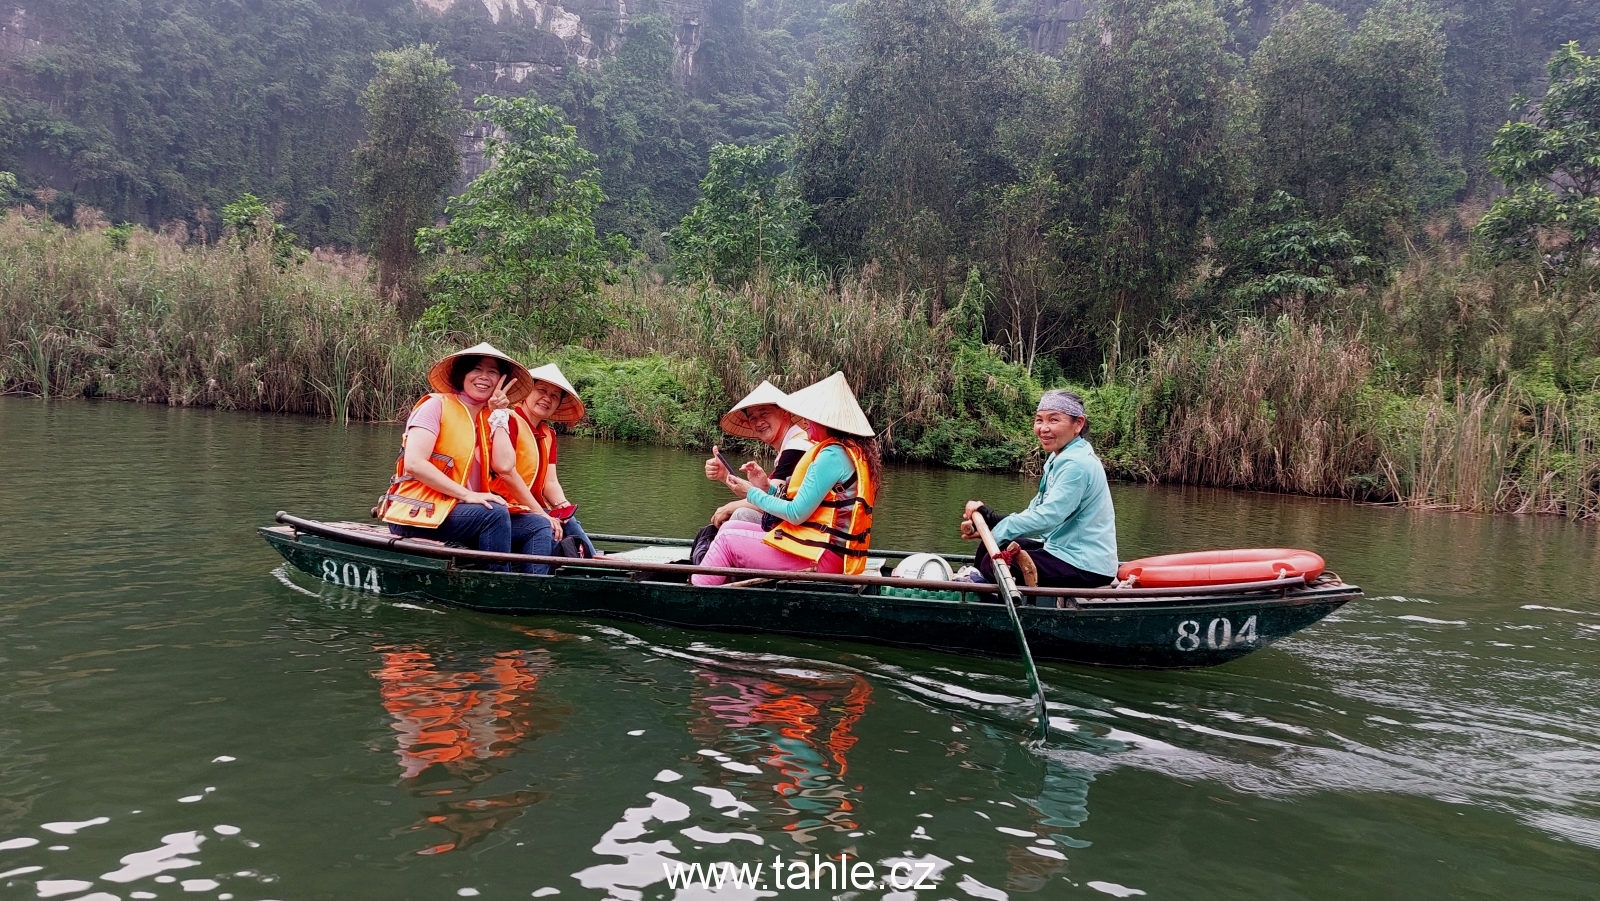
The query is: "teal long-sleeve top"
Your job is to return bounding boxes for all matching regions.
[992,437,1118,578]
[745,444,857,524]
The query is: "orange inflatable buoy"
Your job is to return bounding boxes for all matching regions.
[1117,548,1325,588]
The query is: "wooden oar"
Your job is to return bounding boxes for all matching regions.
[969,511,1051,742]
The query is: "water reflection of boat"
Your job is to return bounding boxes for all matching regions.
[688,669,872,844]
[372,643,566,855]
[265,515,1362,669]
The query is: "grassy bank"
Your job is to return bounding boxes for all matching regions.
[3,212,1597,519]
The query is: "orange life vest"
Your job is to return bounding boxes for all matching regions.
[763,439,876,574]
[486,408,556,506]
[378,394,491,529]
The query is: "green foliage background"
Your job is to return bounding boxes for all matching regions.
[0,0,813,250]
[2,0,1595,264]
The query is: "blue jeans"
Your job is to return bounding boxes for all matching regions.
[510,512,554,574]
[562,515,598,557]
[390,502,552,574]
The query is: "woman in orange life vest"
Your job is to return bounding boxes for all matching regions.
[694,372,879,586]
[484,363,599,557]
[377,343,554,572]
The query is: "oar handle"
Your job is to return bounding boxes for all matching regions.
[969,509,1006,563]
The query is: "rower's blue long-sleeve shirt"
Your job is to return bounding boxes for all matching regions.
[992,437,1118,577]
[745,444,855,524]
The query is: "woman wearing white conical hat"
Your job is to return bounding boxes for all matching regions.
[483,362,600,556]
[694,372,881,585]
[378,343,554,571]
[701,381,815,534]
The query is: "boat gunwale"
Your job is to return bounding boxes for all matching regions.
[269,513,1359,605]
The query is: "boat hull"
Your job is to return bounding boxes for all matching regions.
[261,526,1358,670]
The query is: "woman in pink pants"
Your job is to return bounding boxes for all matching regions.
[693,373,879,586]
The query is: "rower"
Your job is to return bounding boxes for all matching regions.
[695,372,879,586]
[958,389,1118,590]
[377,343,552,572]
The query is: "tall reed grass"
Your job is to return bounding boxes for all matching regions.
[0,212,425,420]
[1098,317,1600,519]
[1371,382,1600,518]
[3,212,1595,518]
[599,276,1039,468]
[1107,318,1378,496]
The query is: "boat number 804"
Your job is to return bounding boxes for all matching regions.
[322,559,381,593]
[1175,615,1257,651]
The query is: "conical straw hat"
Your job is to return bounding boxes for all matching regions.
[426,342,534,404]
[524,363,586,423]
[719,381,791,439]
[778,372,874,437]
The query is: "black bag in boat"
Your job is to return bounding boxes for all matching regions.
[689,523,719,566]
[551,535,592,559]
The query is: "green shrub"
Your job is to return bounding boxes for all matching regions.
[552,348,720,445]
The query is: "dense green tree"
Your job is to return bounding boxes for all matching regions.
[692,0,801,135]
[1043,0,1242,365]
[747,0,852,63]
[1214,192,1378,313]
[1477,42,1600,274]
[668,138,811,286]
[1434,0,1520,198]
[1515,0,1600,62]
[558,7,806,258]
[558,15,709,259]
[0,0,422,245]
[794,0,1046,298]
[417,96,628,343]
[353,45,462,318]
[984,169,1069,373]
[2,0,1590,259]
[1248,1,1445,253]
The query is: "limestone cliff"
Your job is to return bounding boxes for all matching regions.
[414,0,716,182]
[1023,0,1090,55]
[0,6,43,63]
[413,0,711,93]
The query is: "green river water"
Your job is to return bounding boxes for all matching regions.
[1,397,1597,900]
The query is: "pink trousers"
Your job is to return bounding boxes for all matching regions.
[691,521,831,586]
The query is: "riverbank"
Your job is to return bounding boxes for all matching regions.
[2,212,1596,518]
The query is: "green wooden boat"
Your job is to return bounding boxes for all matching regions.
[261,513,1361,670]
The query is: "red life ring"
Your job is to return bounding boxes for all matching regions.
[1117,548,1325,588]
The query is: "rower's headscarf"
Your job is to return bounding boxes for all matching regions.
[1037,389,1089,441]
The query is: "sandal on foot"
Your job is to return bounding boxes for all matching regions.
[1005,542,1039,588]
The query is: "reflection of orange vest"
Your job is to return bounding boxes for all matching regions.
[763,439,876,574]
[379,394,489,528]
[373,648,543,780]
[488,409,555,505]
